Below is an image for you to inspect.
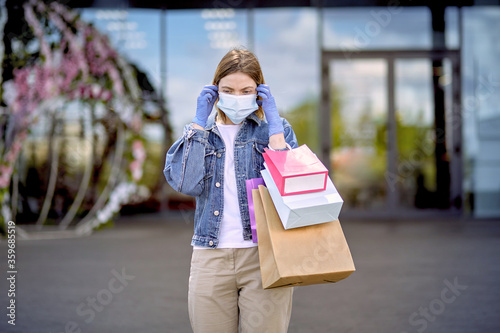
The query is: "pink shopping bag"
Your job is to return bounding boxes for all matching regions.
[262,144,328,196]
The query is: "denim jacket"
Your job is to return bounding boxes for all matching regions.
[164,112,298,248]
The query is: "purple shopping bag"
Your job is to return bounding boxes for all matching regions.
[245,177,266,243]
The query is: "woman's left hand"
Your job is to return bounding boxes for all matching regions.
[256,84,284,136]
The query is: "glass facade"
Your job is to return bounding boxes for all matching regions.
[77,5,500,216]
[323,7,432,50]
[462,7,500,217]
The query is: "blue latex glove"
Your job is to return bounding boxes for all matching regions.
[193,85,218,128]
[256,84,284,136]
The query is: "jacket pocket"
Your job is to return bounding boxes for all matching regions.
[204,146,217,180]
[252,142,267,173]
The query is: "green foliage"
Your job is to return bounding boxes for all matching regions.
[396,114,436,192]
[285,97,318,150]
[93,218,114,231]
[285,85,436,208]
[139,141,164,189]
[331,85,346,149]
[0,190,6,236]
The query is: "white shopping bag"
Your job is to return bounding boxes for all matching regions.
[261,167,344,230]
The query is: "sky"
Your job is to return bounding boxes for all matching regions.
[79,6,500,157]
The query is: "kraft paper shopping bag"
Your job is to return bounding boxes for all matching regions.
[253,185,355,289]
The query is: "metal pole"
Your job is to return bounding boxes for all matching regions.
[431,5,451,209]
[387,56,398,209]
[159,8,169,211]
[450,54,463,210]
[247,6,254,52]
[160,8,167,110]
[450,8,463,210]
[318,5,331,173]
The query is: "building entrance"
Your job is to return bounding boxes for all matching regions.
[320,50,462,211]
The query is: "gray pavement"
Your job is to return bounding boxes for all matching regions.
[1,212,500,333]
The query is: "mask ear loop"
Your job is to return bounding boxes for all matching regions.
[214,83,223,123]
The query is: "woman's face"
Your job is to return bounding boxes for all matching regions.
[218,72,257,95]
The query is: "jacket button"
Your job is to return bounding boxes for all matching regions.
[209,241,214,246]
[215,182,221,188]
[217,153,222,158]
[214,210,220,216]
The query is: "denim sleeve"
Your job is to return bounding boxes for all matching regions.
[282,118,299,149]
[163,124,209,197]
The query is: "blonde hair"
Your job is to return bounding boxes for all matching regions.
[212,48,265,122]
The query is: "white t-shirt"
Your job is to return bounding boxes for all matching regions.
[194,122,257,249]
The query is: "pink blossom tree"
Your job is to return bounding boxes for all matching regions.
[0,0,164,234]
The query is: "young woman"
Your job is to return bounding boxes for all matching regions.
[164,48,298,332]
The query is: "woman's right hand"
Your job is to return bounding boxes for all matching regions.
[193,85,218,128]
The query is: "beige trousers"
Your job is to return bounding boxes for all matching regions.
[188,247,293,333]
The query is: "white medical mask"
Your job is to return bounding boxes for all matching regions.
[217,92,259,124]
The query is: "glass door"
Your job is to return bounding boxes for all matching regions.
[326,51,459,212]
[395,59,436,209]
[329,59,388,210]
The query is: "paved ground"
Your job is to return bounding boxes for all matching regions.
[1,212,500,333]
